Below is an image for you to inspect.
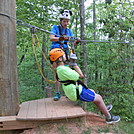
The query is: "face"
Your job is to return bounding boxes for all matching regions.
[62,54,66,61]
[57,54,66,63]
[60,19,69,28]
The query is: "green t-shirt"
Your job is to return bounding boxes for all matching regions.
[56,65,82,101]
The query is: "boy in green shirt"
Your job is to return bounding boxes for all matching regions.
[49,48,120,124]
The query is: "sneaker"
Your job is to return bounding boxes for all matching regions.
[106,114,120,124]
[106,104,113,111]
[53,92,61,101]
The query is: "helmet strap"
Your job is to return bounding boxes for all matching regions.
[59,23,63,28]
[55,56,66,64]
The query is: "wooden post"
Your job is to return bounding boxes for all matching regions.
[0,0,19,133]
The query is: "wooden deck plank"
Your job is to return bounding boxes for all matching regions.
[43,97,57,119]
[36,98,47,119]
[16,97,86,121]
[60,98,76,118]
[0,115,86,130]
[52,97,68,119]
[0,116,48,130]
[60,97,85,118]
[17,101,30,119]
[26,99,38,119]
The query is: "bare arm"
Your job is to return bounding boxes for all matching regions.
[50,35,59,42]
[73,65,84,78]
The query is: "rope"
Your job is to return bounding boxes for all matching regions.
[0,12,134,44]
[32,34,56,84]
[32,34,54,71]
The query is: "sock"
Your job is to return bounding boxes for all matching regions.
[106,114,111,120]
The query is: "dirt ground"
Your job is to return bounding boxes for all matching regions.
[18,112,116,134]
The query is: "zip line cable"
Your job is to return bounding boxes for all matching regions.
[79,40,134,44]
[0,12,55,35]
[0,12,134,44]
[1,12,133,84]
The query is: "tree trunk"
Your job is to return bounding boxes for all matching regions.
[79,0,87,110]
[93,0,98,81]
[79,0,87,84]
[0,0,19,133]
[93,0,96,40]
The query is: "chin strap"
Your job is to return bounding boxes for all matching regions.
[55,56,68,65]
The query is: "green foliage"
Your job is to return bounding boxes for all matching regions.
[117,121,134,134]
[95,0,133,41]
[16,0,134,122]
[85,42,134,121]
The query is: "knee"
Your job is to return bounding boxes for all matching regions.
[94,94,103,102]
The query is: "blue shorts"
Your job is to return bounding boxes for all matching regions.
[79,86,95,102]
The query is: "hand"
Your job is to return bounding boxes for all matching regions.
[64,36,69,40]
[76,38,81,42]
[69,62,77,66]
[70,53,77,60]
[74,38,81,46]
[59,36,68,41]
[69,53,77,66]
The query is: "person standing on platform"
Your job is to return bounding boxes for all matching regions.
[50,9,80,101]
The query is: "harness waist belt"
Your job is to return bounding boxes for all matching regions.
[60,80,88,100]
[56,41,68,44]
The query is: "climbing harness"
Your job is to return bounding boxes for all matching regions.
[58,78,89,100]
[56,24,73,61]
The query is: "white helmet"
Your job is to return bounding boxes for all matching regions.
[59,10,72,20]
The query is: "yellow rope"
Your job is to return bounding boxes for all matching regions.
[32,34,54,71]
[32,34,56,84]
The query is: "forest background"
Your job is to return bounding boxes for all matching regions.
[16,0,134,124]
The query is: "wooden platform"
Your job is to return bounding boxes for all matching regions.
[17,96,86,120]
[0,97,86,130]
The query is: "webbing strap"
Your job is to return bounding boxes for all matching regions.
[56,25,68,45]
[59,79,88,89]
[58,25,68,36]
[60,80,76,85]
[76,87,80,99]
[59,79,88,100]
